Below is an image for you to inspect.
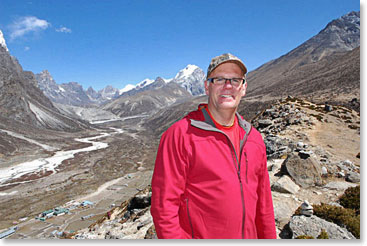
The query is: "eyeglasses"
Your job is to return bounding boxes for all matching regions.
[207,77,246,88]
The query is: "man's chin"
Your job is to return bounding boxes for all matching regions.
[217,102,238,110]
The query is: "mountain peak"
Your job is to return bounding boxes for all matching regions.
[174,64,200,79]
[39,70,52,77]
[136,78,155,89]
[323,11,359,32]
[119,84,136,94]
[172,64,205,96]
[0,29,9,52]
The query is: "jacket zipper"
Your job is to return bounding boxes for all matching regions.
[226,137,247,239]
[186,198,194,238]
[238,132,251,238]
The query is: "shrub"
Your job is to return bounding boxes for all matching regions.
[339,185,360,215]
[313,203,360,238]
[317,229,329,239]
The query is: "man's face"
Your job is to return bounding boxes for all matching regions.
[205,61,247,112]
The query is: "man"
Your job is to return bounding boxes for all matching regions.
[151,53,276,239]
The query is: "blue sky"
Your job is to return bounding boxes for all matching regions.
[0,0,360,90]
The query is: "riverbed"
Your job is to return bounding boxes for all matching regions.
[0,128,123,188]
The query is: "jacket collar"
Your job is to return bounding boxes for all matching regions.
[190,106,252,135]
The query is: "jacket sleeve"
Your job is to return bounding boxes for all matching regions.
[255,143,277,239]
[150,124,190,239]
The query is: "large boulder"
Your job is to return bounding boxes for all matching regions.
[282,153,323,188]
[271,175,300,194]
[288,215,355,239]
[272,193,301,228]
[345,172,360,183]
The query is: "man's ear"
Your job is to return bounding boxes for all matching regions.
[241,81,247,97]
[204,80,209,96]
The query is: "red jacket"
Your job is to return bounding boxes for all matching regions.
[151,105,276,239]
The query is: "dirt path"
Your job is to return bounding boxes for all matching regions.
[304,106,360,166]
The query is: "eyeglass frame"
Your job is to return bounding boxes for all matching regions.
[207,75,246,88]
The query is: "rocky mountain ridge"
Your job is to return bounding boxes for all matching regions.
[35,64,205,108]
[101,78,192,118]
[35,70,119,106]
[0,43,88,132]
[246,11,360,107]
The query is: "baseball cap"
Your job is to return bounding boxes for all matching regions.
[207,53,247,78]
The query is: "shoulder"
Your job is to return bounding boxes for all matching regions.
[163,109,204,137]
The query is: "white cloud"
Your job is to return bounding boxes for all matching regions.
[9,16,50,40]
[24,46,30,51]
[56,26,72,33]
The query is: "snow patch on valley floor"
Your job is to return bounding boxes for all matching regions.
[0,129,56,151]
[0,128,122,187]
[0,191,18,196]
[90,114,148,124]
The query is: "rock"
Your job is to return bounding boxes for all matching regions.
[336,171,345,178]
[328,202,342,207]
[271,175,300,194]
[258,119,273,128]
[337,160,359,173]
[323,181,358,191]
[144,225,157,239]
[345,172,360,183]
[298,150,313,159]
[272,193,301,228]
[282,153,323,188]
[321,166,328,176]
[264,135,293,159]
[286,117,298,125]
[137,167,146,171]
[300,200,313,217]
[128,194,151,210]
[297,142,305,149]
[288,215,355,239]
[265,139,277,155]
[324,104,333,112]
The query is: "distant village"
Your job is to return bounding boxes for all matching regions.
[0,200,96,239]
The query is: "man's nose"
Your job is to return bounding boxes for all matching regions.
[223,79,233,87]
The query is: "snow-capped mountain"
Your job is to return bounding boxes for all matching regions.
[119,84,136,94]
[119,65,205,97]
[171,64,205,96]
[0,30,8,52]
[136,78,155,90]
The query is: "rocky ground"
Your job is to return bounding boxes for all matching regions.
[64,97,360,239]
